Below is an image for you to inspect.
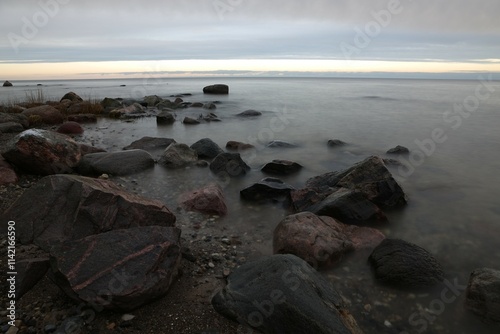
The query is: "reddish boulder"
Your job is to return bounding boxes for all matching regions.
[226,141,254,151]
[49,226,181,311]
[2,129,81,175]
[0,156,18,185]
[273,212,385,268]
[22,105,64,125]
[57,121,84,135]
[3,174,177,251]
[179,183,228,216]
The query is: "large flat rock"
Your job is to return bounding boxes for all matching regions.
[77,149,155,176]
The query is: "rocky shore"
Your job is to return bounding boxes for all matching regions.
[1,87,499,334]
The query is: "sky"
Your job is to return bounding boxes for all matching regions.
[1,0,500,80]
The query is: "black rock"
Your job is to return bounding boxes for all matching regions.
[236,110,262,117]
[3,80,13,87]
[156,111,175,125]
[261,159,302,175]
[210,153,250,178]
[369,239,444,288]
[203,84,229,95]
[190,138,224,159]
[211,254,362,334]
[267,140,297,148]
[123,137,176,152]
[465,268,500,323]
[387,145,410,154]
[16,257,50,300]
[240,178,295,202]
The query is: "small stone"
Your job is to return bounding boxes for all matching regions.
[98,174,109,180]
[121,314,135,322]
[6,326,19,334]
[221,238,231,245]
[107,323,116,330]
[364,304,372,312]
[208,262,215,268]
[223,268,231,277]
[44,324,57,333]
[384,320,392,328]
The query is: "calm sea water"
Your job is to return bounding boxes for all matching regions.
[2,77,500,333]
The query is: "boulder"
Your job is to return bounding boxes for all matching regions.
[109,103,145,118]
[328,139,346,147]
[101,97,122,110]
[267,140,297,148]
[158,143,198,168]
[203,84,229,95]
[78,150,155,176]
[179,183,228,216]
[309,188,387,225]
[261,160,302,175]
[144,95,163,107]
[3,80,13,87]
[387,145,410,154]
[465,268,500,323]
[306,156,407,208]
[0,112,29,128]
[0,156,18,185]
[210,153,250,178]
[49,226,181,311]
[212,254,363,334]
[22,105,64,125]
[3,174,176,250]
[273,212,385,268]
[0,122,24,133]
[123,137,176,152]
[78,144,106,156]
[226,141,255,151]
[240,178,294,202]
[190,138,224,159]
[183,116,200,125]
[190,102,204,108]
[289,188,330,213]
[156,110,175,125]
[57,121,84,135]
[16,257,50,300]
[60,92,83,102]
[203,103,217,110]
[369,239,444,288]
[236,109,262,117]
[2,129,81,175]
[67,114,97,123]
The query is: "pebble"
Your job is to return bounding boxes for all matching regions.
[208,262,215,268]
[121,314,135,322]
[384,320,392,328]
[43,324,57,333]
[364,304,372,312]
[6,326,18,334]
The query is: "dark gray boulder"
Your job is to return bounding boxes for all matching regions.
[49,226,181,311]
[0,112,29,128]
[156,110,175,125]
[0,122,24,133]
[101,97,122,110]
[309,188,387,225]
[77,149,155,176]
[3,80,13,87]
[123,137,176,152]
[387,145,410,154]
[60,92,83,102]
[210,153,250,178]
[306,156,407,208]
[261,159,302,175]
[240,178,294,202]
[190,138,224,159]
[328,139,347,147]
[267,140,297,148]
[211,254,363,334]
[369,239,444,288]
[236,110,262,117]
[183,116,200,125]
[466,268,500,323]
[3,174,176,251]
[203,84,229,95]
[158,143,198,168]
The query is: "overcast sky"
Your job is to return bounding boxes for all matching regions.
[1,0,499,79]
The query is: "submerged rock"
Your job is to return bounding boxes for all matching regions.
[158,143,198,168]
[183,116,200,125]
[236,110,262,117]
[261,159,302,175]
[273,212,385,268]
[328,139,347,147]
[369,239,444,288]
[226,141,255,151]
[49,226,181,311]
[123,137,176,152]
[2,129,81,175]
[156,110,175,125]
[179,183,228,216]
[203,84,229,95]
[212,254,363,334]
[466,268,500,323]
[4,174,176,251]
[267,140,297,148]
[387,145,410,154]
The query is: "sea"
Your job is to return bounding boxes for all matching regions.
[1,77,500,333]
